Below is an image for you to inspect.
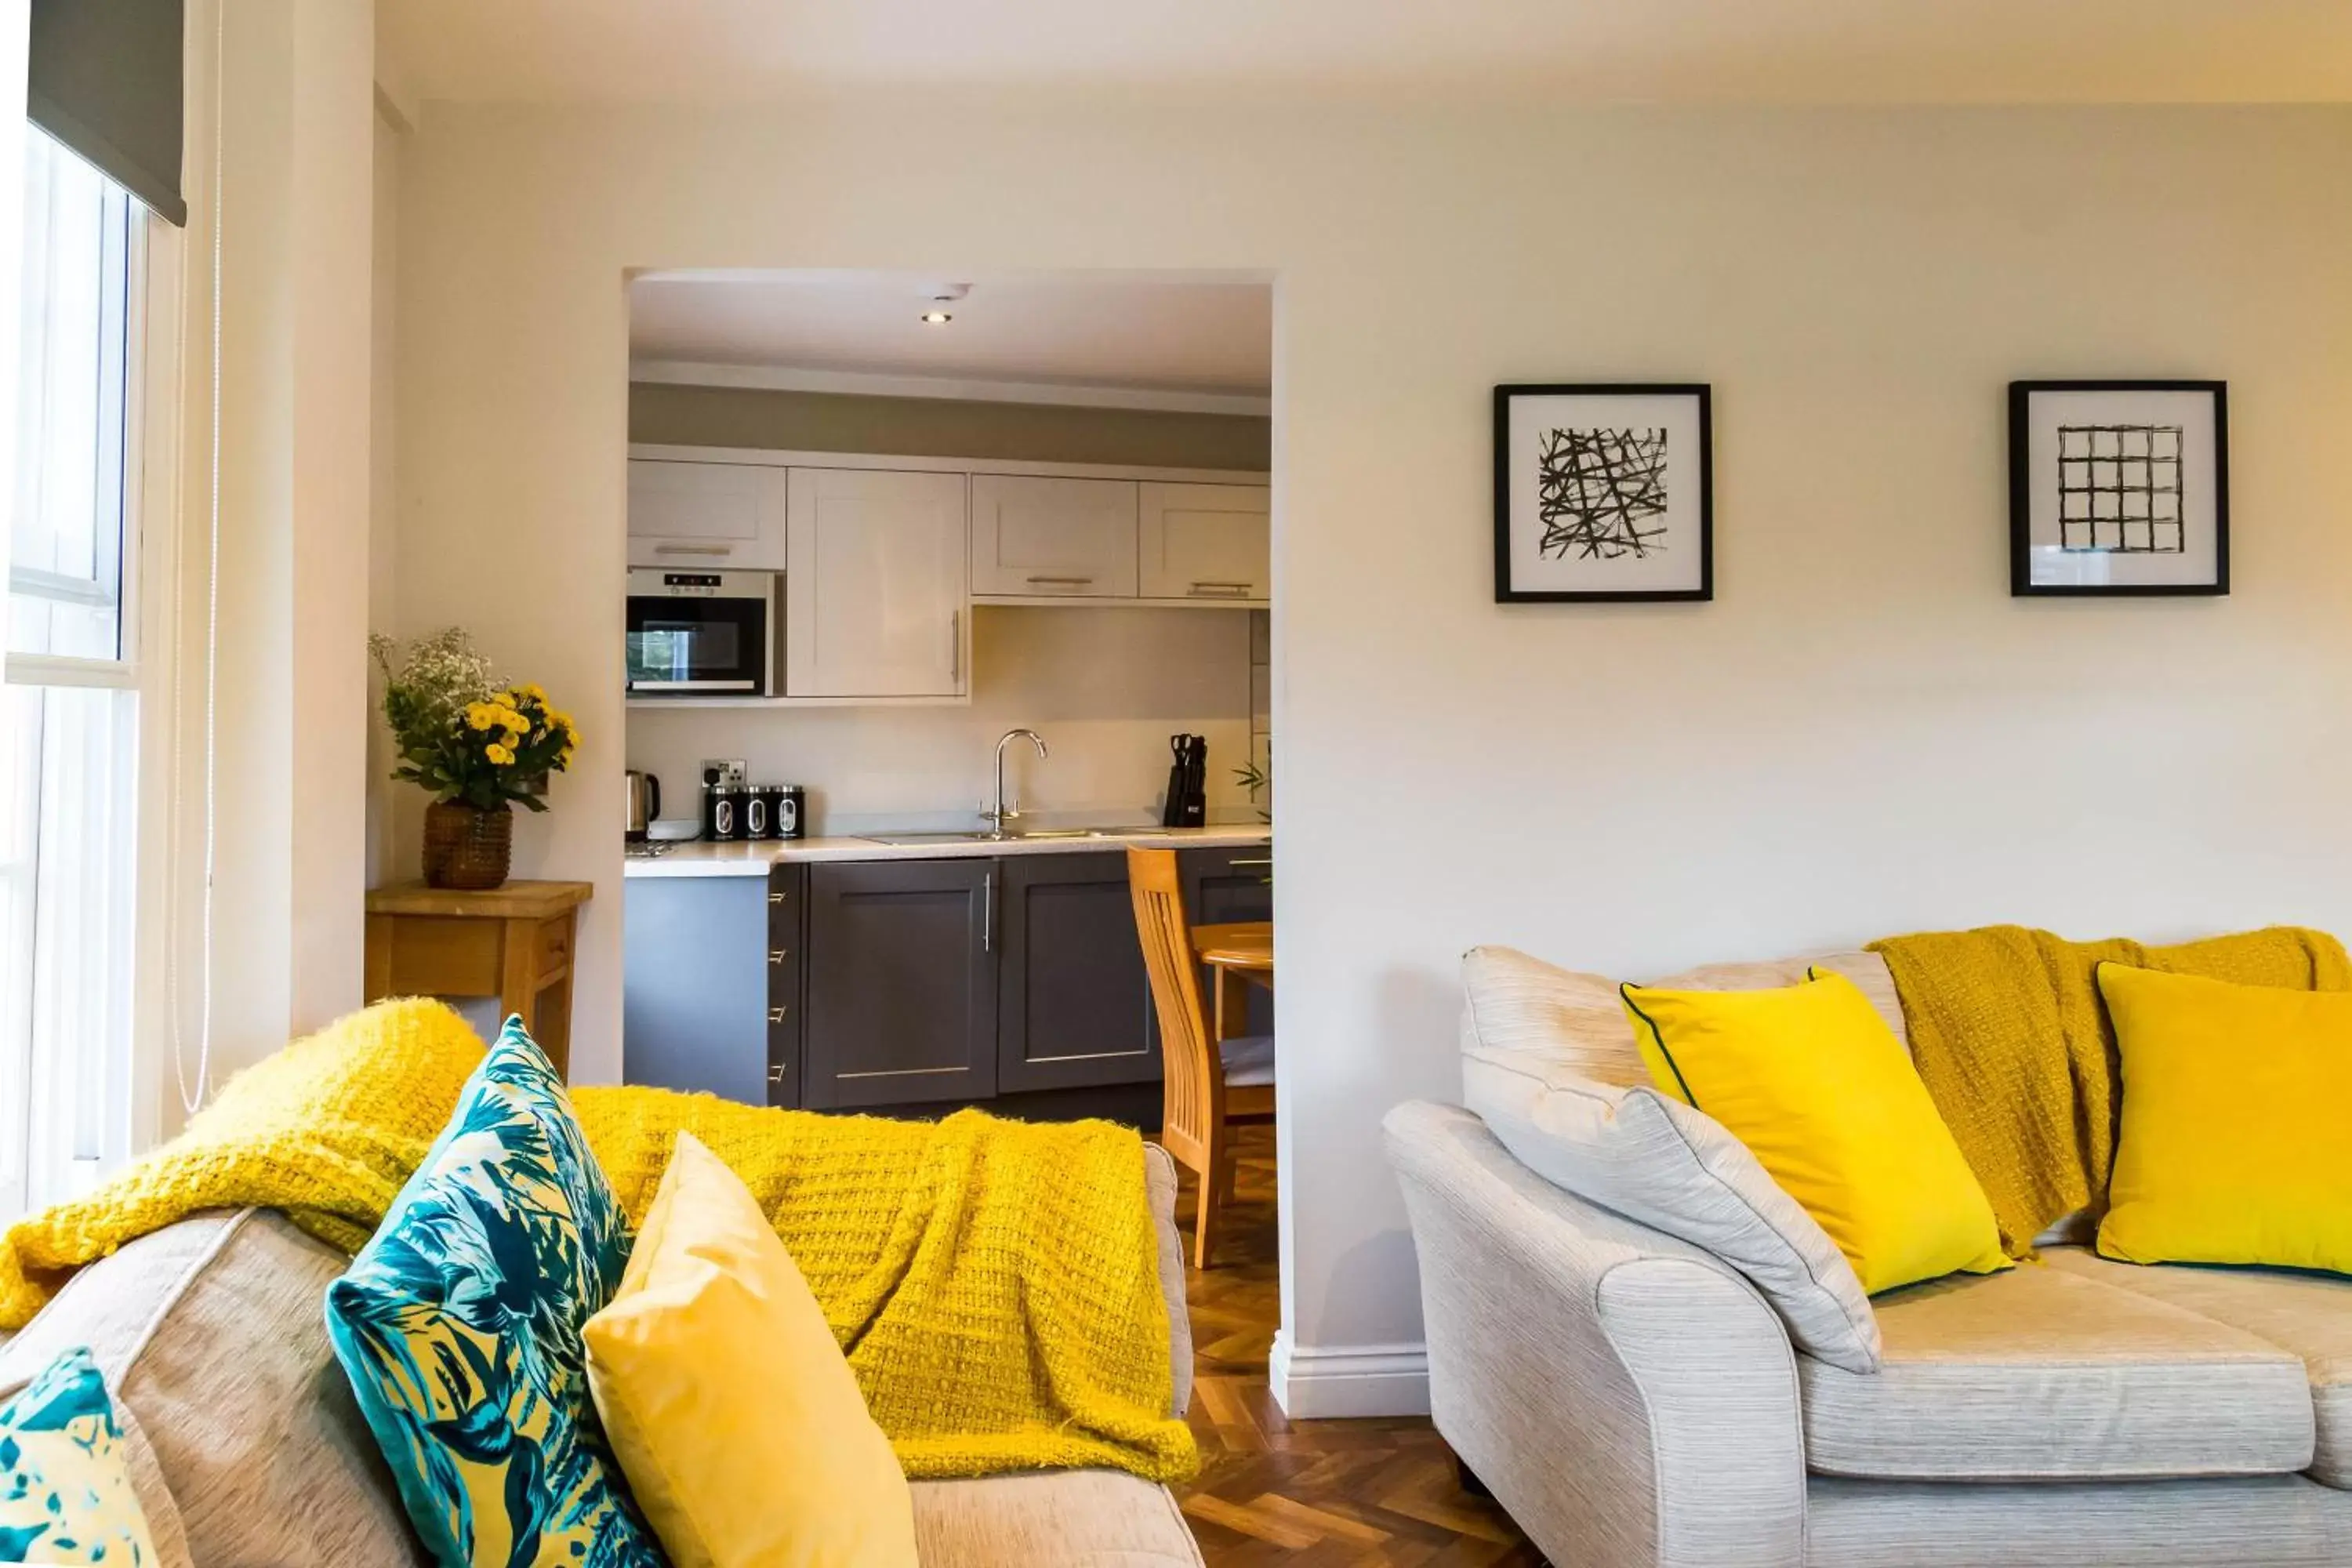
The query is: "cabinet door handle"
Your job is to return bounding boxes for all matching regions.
[768,1063,785,1084]
[949,611,961,684]
[982,872,993,953]
[1025,575,1094,587]
[654,543,734,557]
[1188,581,1253,597]
[768,949,789,965]
[767,891,788,906]
[768,1006,789,1025]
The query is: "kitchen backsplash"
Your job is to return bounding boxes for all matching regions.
[626,604,1259,836]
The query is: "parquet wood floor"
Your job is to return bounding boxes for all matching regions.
[1170,1125,1549,1566]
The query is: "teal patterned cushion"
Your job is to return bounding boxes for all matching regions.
[0,1345,162,1565]
[325,1018,664,1567]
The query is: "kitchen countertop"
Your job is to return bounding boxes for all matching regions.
[623,823,1272,877]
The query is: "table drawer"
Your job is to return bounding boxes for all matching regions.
[535,915,573,980]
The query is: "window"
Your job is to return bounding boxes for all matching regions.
[0,128,155,1221]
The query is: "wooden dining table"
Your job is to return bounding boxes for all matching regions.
[1192,920,1273,1042]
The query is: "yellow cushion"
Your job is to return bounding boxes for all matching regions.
[584,1131,918,1568]
[1621,970,2010,1294]
[2097,964,2352,1274]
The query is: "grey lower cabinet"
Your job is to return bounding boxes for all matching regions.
[623,874,782,1106]
[802,858,997,1110]
[996,853,1158,1093]
[1184,843,1275,1038]
[626,844,1264,1118]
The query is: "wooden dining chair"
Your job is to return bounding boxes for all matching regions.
[1127,847,1274,1269]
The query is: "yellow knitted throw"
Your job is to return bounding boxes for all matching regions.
[0,999,1196,1485]
[1869,924,2351,1257]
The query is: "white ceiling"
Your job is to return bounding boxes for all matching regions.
[379,1,2352,106]
[629,272,1274,397]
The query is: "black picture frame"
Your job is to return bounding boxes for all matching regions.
[1493,383,1713,603]
[2008,379,2229,597]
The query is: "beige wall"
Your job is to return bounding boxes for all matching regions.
[393,100,2352,1415]
[368,103,402,890]
[630,381,1270,470]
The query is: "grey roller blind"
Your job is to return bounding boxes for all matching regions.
[27,0,186,226]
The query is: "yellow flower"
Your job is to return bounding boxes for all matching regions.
[557,746,576,769]
[485,742,514,766]
[465,702,495,731]
[521,682,548,703]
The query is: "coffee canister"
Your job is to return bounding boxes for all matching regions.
[746,785,780,840]
[776,783,806,840]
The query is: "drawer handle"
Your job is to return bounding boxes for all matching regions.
[1188,581,1252,597]
[1230,857,1272,869]
[768,891,788,906]
[768,1007,789,1025]
[1025,575,1094,586]
[768,1064,785,1083]
[654,543,734,557]
[769,949,789,964]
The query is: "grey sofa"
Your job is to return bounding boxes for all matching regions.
[0,1146,1204,1567]
[1385,946,2352,1568]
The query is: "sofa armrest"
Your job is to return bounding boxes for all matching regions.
[1142,1142,1193,1418]
[1385,1101,1805,1568]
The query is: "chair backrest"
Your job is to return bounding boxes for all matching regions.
[1127,847,1220,1168]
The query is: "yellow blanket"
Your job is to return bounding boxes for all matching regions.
[1869,925,2351,1257]
[0,999,1196,1484]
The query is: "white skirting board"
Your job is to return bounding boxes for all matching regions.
[1267,1333,1432,1419]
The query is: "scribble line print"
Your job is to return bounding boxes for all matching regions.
[2057,423,2183,553]
[1537,427,1670,560]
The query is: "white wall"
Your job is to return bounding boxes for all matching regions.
[209,0,375,1072]
[367,100,403,887]
[392,100,2352,1414]
[626,606,1254,833]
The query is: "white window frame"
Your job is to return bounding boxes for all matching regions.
[0,129,186,1218]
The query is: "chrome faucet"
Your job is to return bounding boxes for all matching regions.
[984,728,1049,837]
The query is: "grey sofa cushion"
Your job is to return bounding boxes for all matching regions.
[2042,1247,2352,1490]
[1801,1261,2315,1482]
[0,1208,425,1566]
[1807,1475,2352,1567]
[1143,1141,1192,1417]
[1462,948,1882,1373]
[910,1470,1203,1566]
[1459,944,1909,1087]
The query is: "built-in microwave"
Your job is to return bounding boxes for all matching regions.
[624,568,779,696]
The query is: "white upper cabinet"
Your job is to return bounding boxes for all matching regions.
[627,459,789,571]
[969,475,1141,599]
[1138,482,1270,604]
[786,468,971,699]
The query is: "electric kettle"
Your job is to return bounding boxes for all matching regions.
[624,770,661,843]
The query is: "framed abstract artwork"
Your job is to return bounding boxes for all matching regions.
[1493,383,1711,602]
[2009,380,2229,597]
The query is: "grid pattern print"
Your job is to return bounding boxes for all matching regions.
[2057,424,2183,553]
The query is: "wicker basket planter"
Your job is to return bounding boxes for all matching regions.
[421,801,514,890]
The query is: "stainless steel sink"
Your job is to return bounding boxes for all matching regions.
[858,827,1115,847]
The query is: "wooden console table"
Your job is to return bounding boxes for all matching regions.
[364,880,592,1076]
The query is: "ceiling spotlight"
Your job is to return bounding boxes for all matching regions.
[920,310,953,325]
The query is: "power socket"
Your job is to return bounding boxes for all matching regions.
[700,757,746,789]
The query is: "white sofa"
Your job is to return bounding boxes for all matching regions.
[1384,946,2352,1567]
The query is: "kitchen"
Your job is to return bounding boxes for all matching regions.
[619,272,1275,1130]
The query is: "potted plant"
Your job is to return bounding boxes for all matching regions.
[370,630,579,890]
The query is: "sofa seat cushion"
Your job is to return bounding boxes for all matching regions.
[908,1470,1203,1566]
[1799,1262,2314,1481]
[2043,1247,2352,1490]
